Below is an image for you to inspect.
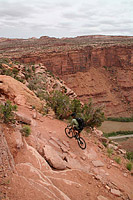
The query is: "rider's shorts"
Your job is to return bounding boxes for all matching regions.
[73,126,82,133]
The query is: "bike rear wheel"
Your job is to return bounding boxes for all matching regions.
[65,127,73,138]
[78,137,86,150]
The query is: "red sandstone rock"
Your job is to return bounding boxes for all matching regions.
[43,145,67,170]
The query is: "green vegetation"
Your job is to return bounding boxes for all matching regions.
[1,179,10,185]
[0,100,17,123]
[46,70,55,78]
[103,66,108,70]
[0,58,105,128]
[21,125,31,137]
[126,162,132,171]
[102,141,107,147]
[114,157,121,164]
[126,151,133,162]
[46,91,105,128]
[84,105,105,128]
[23,66,33,80]
[0,58,9,65]
[46,90,70,119]
[107,117,133,122]
[107,148,113,157]
[27,74,47,100]
[70,99,82,115]
[0,58,24,82]
[103,131,133,138]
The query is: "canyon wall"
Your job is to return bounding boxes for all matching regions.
[18,45,133,117]
[0,36,132,116]
[18,45,132,75]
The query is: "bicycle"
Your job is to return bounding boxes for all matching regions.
[65,126,86,150]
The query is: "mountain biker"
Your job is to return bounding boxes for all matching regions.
[68,113,82,138]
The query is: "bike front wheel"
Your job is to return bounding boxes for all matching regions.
[65,127,73,138]
[78,137,86,150]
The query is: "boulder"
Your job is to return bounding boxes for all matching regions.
[15,112,32,125]
[108,144,118,150]
[97,195,109,200]
[111,189,121,197]
[93,128,103,137]
[13,130,23,149]
[99,137,108,144]
[43,145,67,170]
[119,149,126,154]
[14,95,26,106]
[0,75,43,110]
[92,160,104,167]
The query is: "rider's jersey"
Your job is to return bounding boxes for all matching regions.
[70,119,79,129]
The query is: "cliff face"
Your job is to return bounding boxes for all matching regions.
[0,36,132,116]
[16,45,132,75]
[18,45,132,117]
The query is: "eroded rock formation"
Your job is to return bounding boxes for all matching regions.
[0,35,133,116]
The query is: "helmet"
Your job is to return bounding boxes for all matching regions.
[71,112,76,117]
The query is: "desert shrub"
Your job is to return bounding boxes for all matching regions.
[87,107,105,128]
[36,90,46,100]
[21,125,31,137]
[0,68,13,76]
[41,105,49,115]
[82,100,94,123]
[46,93,105,126]
[46,90,70,119]
[27,75,46,99]
[126,162,132,171]
[0,100,17,123]
[32,65,35,73]
[15,76,24,83]
[0,60,23,82]
[70,99,82,115]
[82,99,105,128]
[0,58,9,65]
[12,68,19,78]
[23,66,33,80]
[28,78,38,91]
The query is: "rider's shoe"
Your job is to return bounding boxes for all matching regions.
[79,139,83,144]
[75,135,79,139]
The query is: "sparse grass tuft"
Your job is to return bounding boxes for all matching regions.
[102,141,107,147]
[114,157,121,164]
[107,148,113,157]
[126,162,132,171]
[126,151,133,162]
[21,125,31,137]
